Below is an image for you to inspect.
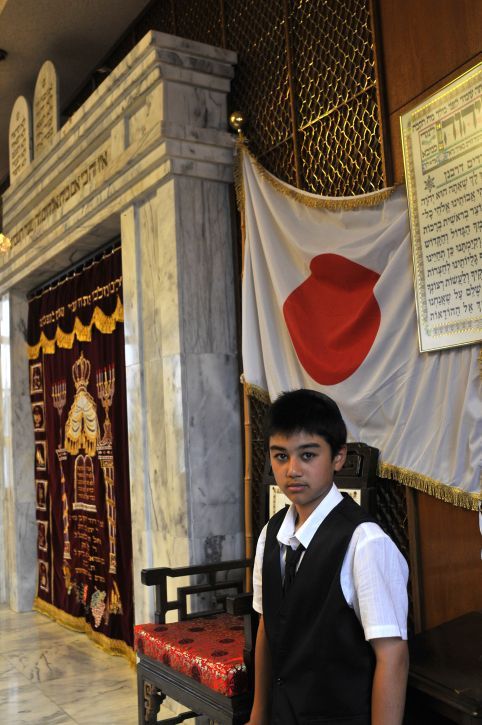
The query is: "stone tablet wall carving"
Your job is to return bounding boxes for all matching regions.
[34,60,59,158]
[9,96,32,184]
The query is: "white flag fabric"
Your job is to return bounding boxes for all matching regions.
[241,149,481,507]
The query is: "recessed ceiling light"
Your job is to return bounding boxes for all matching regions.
[0,49,7,61]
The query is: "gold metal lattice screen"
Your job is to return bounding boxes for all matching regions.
[65,0,386,196]
[225,0,386,195]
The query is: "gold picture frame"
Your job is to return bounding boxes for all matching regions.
[401,63,482,351]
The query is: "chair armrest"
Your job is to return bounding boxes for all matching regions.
[226,592,254,616]
[141,558,253,585]
[141,558,253,623]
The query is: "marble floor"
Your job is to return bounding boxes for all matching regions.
[0,605,138,724]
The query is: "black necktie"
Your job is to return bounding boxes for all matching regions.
[283,544,305,594]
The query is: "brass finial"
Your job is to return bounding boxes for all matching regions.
[229,110,246,134]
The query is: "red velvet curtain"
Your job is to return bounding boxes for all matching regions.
[28,246,133,657]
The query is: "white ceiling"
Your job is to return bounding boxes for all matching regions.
[0,0,151,182]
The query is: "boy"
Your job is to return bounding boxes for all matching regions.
[247,389,408,725]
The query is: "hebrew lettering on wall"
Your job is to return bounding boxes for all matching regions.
[401,62,482,351]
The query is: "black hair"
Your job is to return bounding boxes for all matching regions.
[264,388,347,458]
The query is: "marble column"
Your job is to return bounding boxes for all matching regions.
[0,291,37,610]
[0,296,8,604]
[122,172,243,624]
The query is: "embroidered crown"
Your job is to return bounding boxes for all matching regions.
[72,351,91,390]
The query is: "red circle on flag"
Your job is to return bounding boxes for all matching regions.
[283,253,381,385]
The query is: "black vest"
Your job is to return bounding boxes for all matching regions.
[262,495,376,725]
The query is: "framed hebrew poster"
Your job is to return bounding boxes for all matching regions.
[401,62,482,351]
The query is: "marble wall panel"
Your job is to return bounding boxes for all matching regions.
[170,174,243,566]
[122,168,243,622]
[120,207,140,368]
[183,352,243,565]
[122,195,190,622]
[10,501,37,611]
[136,192,190,559]
[127,86,163,148]
[0,296,8,603]
[163,82,228,131]
[155,181,185,357]
[123,361,151,625]
[0,498,5,602]
[175,176,237,356]
[121,206,155,625]
[5,292,36,611]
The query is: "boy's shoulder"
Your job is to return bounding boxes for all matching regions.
[335,493,377,526]
[267,505,290,532]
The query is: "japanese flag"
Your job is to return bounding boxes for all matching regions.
[241,149,481,502]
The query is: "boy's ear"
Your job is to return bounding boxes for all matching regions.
[333,444,347,471]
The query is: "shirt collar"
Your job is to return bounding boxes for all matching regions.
[277,484,343,549]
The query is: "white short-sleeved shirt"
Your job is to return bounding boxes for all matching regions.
[252,484,409,641]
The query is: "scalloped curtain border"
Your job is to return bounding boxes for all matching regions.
[27,296,124,360]
[33,596,135,665]
[243,380,481,512]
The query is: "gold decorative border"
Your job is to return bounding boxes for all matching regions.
[379,461,481,512]
[234,137,396,215]
[28,297,124,359]
[400,62,482,349]
[33,596,136,665]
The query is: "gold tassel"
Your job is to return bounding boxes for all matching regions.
[378,461,481,512]
[33,597,136,666]
[27,297,125,359]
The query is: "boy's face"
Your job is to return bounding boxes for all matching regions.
[269,431,347,522]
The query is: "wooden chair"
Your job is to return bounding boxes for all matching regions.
[135,559,254,724]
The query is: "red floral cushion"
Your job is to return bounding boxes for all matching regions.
[134,613,248,697]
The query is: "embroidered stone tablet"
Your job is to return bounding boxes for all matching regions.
[8,96,32,184]
[33,60,59,157]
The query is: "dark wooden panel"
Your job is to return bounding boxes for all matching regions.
[378,0,482,115]
[416,491,482,630]
[376,0,482,183]
[387,51,482,184]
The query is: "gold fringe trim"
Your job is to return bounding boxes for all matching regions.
[233,135,247,214]
[33,597,136,666]
[241,376,271,404]
[378,461,482,512]
[234,136,396,214]
[240,374,481,509]
[28,297,124,359]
